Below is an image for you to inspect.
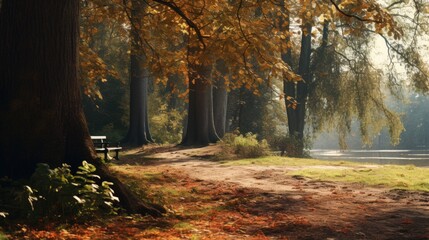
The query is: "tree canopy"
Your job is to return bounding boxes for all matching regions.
[78,0,428,147]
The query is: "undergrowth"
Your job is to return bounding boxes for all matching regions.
[217,132,270,159]
[0,161,119,224]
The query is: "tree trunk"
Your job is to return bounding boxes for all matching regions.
[123,0,153,146]
[213,60,228,138]
[0,0,94,178]
[283,19,312,157]
[182,61,220,146]
[0,0,164,216]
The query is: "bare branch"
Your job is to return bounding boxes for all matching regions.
[369,29,428,80]
[386,0,405,10]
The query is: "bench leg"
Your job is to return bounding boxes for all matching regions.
[115,150,119,160]
[104,149,108,160]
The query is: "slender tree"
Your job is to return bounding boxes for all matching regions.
[213,60,228,138]
[285,23,311,157]
[123,0,154,146]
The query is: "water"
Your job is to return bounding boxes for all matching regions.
[310,149,429,167]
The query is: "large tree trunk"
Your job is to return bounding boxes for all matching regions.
[0,0,94,178]
[0,0,163,216]
[123,0,153,146]
[182,61,220,146]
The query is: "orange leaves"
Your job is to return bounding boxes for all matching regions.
[79,43,118,99]
[77,0,407,104]
[286,95,299,110]
[328,0,403,39]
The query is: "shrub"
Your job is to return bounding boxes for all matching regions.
[150,104,184,144]
[268,135,311,157]
[218,132,270,158]
[0,161,119,222]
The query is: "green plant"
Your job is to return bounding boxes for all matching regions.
[150,104,184,144]
[15,161,119,221]
[218,132,270,159]
[0,231,8,240]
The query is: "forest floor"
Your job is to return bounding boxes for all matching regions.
[4,145,429,239]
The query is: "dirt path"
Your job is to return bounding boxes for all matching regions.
[119,145,429,239]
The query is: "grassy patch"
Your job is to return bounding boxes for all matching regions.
[223,156,429,192]
[221,156,360,167]
[290,165,429,191]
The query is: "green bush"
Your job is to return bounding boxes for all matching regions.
[28,161,119,219]
[150,104,184,144]
[0,161,119,222]
[218,132,270,158]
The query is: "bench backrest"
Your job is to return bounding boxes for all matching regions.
[91,136,107,140]
[91,136,107,148]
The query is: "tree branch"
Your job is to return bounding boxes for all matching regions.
[237,0,251,44]
[151,0,207,49]
[386,0,405,10]
[329,0,382,23]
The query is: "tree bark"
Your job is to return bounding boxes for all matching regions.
[182,60,220,145]
[123,0,153,146]
[213,60,228,138]
[0,0,164,216]
[0,0,94,178]
[282,8,311,157]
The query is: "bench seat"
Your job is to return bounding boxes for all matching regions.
[91,136,122,160]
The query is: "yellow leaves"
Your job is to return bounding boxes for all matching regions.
[79,43,118,99]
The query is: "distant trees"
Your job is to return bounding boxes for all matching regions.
[274,0,427,153]
[82,0,427,152]
[80,1,129,142]
[399,94,429,149]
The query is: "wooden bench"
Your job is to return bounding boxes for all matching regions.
[91,136,122,160]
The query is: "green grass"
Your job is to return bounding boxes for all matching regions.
[290,165,429,191]
[221,156,360,167]
[222,156,429,192]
